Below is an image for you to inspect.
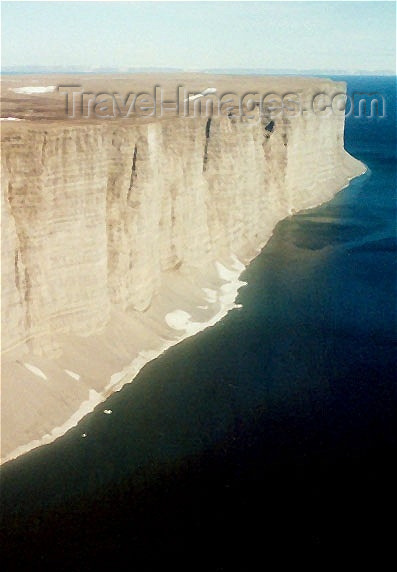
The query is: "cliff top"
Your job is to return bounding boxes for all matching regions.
[1,73,345,132]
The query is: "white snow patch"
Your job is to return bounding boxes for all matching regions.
[215,261,238,281]
[23,363,47,380]
[231,254,245,272]
[109,370,126,387]
[202,88,217,95]
[185,87,217,102]
[202,288,217,303]
[11,86,56,94]
[165,309,192,330]
[3,256,250,465]
[64,369,81,380]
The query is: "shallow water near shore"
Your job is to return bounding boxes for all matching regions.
[1,76,396,566]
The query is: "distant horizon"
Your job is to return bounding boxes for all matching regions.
[1,65,396,77]
[2,2,395,75]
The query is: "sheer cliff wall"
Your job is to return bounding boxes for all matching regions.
[1,79,365,461]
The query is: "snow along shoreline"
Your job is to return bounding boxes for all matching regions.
[1,161,367,467]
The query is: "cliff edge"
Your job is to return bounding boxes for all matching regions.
[1,75,365,463]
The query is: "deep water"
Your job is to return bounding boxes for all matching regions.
[1,77,396,568]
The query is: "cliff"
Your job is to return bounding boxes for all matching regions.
[1,76,365,463]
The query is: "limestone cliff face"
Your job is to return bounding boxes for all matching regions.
[1,82,365,462]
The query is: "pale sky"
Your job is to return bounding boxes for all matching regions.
[1,1,396,73]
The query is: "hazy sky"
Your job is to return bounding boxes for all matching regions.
[2,1,396,72]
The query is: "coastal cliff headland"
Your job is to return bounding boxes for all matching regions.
[1,74,365,463]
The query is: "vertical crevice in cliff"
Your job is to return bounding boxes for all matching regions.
[203,118,212,172]
[127,143,138,205]
[6,182,32,333]
[40,133,48,169]
[281,117,290,147]
[14,249,20,290]
[23,267,32,329]
[169,200,178,265]
[205,117,212,139]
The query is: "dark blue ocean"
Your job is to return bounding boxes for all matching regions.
[1,77,396,568]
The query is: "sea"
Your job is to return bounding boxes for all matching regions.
[1,76,396,568]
